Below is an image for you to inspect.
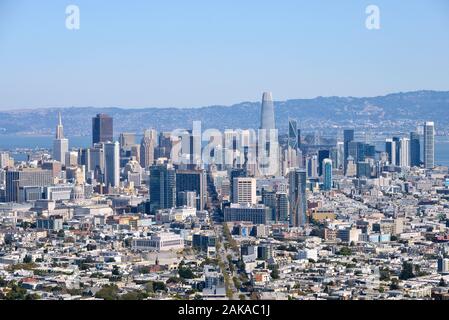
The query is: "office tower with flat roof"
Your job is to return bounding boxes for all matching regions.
[410,132,421,167]
[336,141,344,170]
[6,169,54,203]
[232,177,257,205]
[276,192,289,222]
[176,169,207,210]
[343,129,354,170]
[318,149,330,176]
[307,155,318,179]
[65,151,78,167]
[79,148,91,172]
[177,191,197,208]
[385,139,397,166]
[104,141,120,188]
[149,164,176,213]
[229,168,247,203]
[356,161,371,179]
[224,204,271,225]
[89,144,105,182]
[393,137,401,166]
[92,113,113,145]
[288,168,307,227]
[156,132,173,159]
[119,133,136,153]
[0,153,10,169]
[424,121,435,169]
[399,137,410,167]
[262,190,277,221]
[323,159,332,191]
[53,112,69,165]
[140,129,157,169]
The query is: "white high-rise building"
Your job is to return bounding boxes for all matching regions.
[104,141,120,188]
[260,92,275,132]
[65,151,79,167]
[336,141,344,170]
[307,155,318,178]
[399,137,410,167]
[0,152,11,169]
[424,121,435,169]
[140,129,157,169]
[385,138,396,166]
[232,177,257,205]
[53,112,69,165]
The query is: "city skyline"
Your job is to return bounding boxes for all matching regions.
[0,89,448,302]
[1,1,449,304]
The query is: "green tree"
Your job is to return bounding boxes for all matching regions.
[270,265,280,279]
[390,278,400,290]
[178,267,195,279]
[152,281,167,292]
[233,276,241,289]
[112,265,121,276]
[120,291,147,300]
[5,282,28,300]
[23,255,32,264]
[144,281,154,293]
[95,284,120,300]
[337,247,352,256]
[379,268,390,281]
[399,262,415,280]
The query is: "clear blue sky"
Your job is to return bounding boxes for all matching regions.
[0,0,448,109]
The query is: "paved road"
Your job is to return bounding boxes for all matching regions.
[214,224,239,300]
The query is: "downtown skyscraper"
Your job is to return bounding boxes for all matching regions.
[258,92,279,177]
[288,118,299,150]
[410,132,421,167]
[424,121,435,169]
[92,114,113,145]
[260,92,275,132]
[149,163,177,213]
[53,112,69,166]
[288,168,307,227]
[343,129,354,172]
[104,141,120,188]
[323,158,333,191]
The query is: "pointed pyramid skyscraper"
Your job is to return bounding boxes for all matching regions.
[56,112,64,139]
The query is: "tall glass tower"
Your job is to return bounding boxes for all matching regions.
[260,92,275,131]
[92,113,113,145]
[343,129,354,171]
[410,132,421,167]
[323,159,333,191]
[424,121,435,169]
[288,168,307,228]
[288,118,298,150]
[104,141,120,188]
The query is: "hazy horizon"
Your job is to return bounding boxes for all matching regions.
[0,89,448,112]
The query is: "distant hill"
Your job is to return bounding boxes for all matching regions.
[0,90,448,136]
